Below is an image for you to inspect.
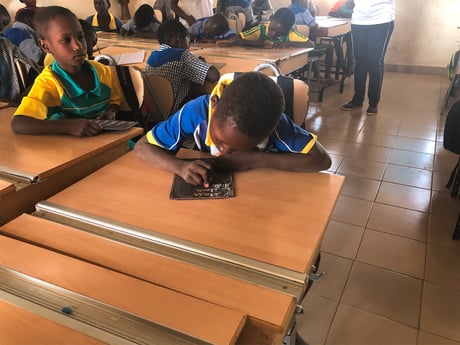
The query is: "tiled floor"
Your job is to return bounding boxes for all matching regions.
[295,72,460,345]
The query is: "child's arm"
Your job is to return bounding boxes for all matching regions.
[11,116,102,137]
[134,135,213,186]
[205,64,220,83]
[214,141,331,172]
[170,0,195,26]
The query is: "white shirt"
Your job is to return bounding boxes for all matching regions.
[352,0,395,25]
[178,0,213,20]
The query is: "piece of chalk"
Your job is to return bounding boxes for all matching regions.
[61,306,73,315]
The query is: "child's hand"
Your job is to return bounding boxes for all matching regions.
[178,159,213,187]
[96,109,116,120]
[66,119,102,137]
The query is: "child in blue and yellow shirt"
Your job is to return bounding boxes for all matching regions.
[134,72,331,187]
[11,6,122,137]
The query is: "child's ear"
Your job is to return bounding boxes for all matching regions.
[210,95,219,108]
[39,39,51,53]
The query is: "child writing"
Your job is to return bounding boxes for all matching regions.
[219,7,314,49]
[134,72,331,186]
[145,19,220,116]
[188,13,236,42]
[120,4,160,38]
[11,6,122,137]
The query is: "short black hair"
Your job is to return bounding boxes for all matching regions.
[134,4,154,29]
[15,8,35,25]
[33,6,78,39]
[157,18,187,44]
[214,72,285,138]
[271,7,295,31]
[0,4,11,31]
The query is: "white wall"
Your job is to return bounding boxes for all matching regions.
[4,0,460,69]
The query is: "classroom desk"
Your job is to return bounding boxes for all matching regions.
[0,233,247,345]
[0,178,15,198]
[1,213,296,345]
[0,107,143,225]
[35,151,344,299]
[311,17,351,39]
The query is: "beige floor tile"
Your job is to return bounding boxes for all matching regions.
[342,262,422,327]
[376,182,431,212]
[337,157,387,180]
[397,127,437,141]
[367,203,428,242]
[421,282,460,342]
[331,195,373,227]
[347,143,392,163]
[418,331,460,345]
[356,229,426,279]
[388,149,434,170]
[433,170,452,192]
[433,154,459,173]
[309,252,353,301]
[425,244,460,289]
[319,137,355,156]
[428,211,460,250]
[297,295,338,345]
[393,137,436,155]
[383,164,432,190]
[354,132,396,148]
[340,174,381,201]
[326,303,417,345]
[327,154,344,173]
[321,220,364,259]
[361,118,401,136]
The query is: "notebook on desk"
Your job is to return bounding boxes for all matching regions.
[110,50,145,65]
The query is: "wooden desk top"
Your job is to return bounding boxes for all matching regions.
[0,234,246,345]
[1,214,295,344]
[44,152,344,275]
[0,107,143,182]
[311,17,351,38]
[0,298,106,345]
[0,178,15,198]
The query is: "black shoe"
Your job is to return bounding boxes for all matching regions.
[341,101,363,110]
[366,105,378,115]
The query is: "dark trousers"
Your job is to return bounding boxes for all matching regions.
[351,21,394,107]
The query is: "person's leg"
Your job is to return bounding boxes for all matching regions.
[366,21,394,108]
[350,23,368,105]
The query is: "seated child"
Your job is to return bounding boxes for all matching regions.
[288,0,336,84]
[134,72,331,186]
[188,13,236,42]
[43,19,98,65]
[86,0,123,33]
[3,8,44,65]
[11,6,122,137]
[120,4,160,38]
[15,0,39,21]
[215,0,255,26]
[0,4,11,34]
[221,7,314,49]
[145,19,220,116]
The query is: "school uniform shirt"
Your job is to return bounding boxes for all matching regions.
[85,13,123,33]
[121,18,160,34]
[14,60,122,120]
[145,43,210,115]
[352,0,395,25]
[188,17,237,40]
[146,73,317,155]
[240,22,308,46]
[288,4,317,27]
[3,22,43,64]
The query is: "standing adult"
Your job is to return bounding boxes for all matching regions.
[341,0,395,115]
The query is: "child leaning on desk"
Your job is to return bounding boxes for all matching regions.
[134,72,331,187]
[217,7,314,49]
[11,6,122,137]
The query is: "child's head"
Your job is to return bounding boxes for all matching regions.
[93,0,111,15]
[19,0,37,8]
[134,4,154,29]
[15,8,35,27]
[157,19,189,48]
[34,6,87,71]
[203,13,229,38]
[267,8,295,38]
[209,72,284,156]
[79,19,98,59]
[0,4,11,31]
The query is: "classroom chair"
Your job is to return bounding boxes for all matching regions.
[227,13,244,33]
[143,74,174,122]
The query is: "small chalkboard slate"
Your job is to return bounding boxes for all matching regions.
[169,169,234,200]
[90,120,138,131]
